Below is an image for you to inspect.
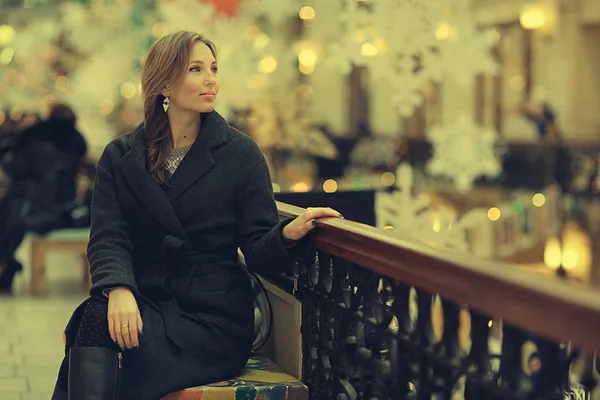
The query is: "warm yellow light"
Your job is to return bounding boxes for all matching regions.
[0,25,16,46]
[520,4,547,30]
[323,179,338,193]
[258,57,277,74]
[272,183,281,193]
[383,225,394,230]
[435,22,452,41]
[562,248,579,270]
[381,172,395,186]
[532,193,546,207]
[299,63,315,75]
[54,76,69,92]
[487,207,501,222]
[360,42,379,57]
[432,216,441,232]
[488,320,493,328]
[544,237,562,269]
[253,33,270,50]
[292,182,309,193]
[152,22,169,38]
[120,82,137,99]
[298,49,318,66]
[99,99,114,115]
[0,48,15,65]
[138,83,143,94]
[299,6,315,20]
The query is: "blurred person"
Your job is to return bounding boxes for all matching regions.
[0,103,87,293]
[51,31,341,400]
[523,88,572,192]
[524,100,558,143]
[523,87,559,144]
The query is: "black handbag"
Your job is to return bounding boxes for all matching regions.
[242,263,273,352]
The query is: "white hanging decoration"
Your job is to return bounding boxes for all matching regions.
[375,164,433,236]
[64,44,135,108]
[318,0,497,117]
[60,0,152,107]
[61,1,139,56]
[430,0,499,85]
[426,114,501,193]
[12,19,60,60]
[390,66,428,117]
[375,163,491,253]
[0,17,61,114]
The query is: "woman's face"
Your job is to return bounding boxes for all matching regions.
[166,42,220,114]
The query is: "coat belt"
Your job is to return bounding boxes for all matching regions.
[140,235,238,351]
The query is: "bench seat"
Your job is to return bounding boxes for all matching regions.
[161,354,308,400]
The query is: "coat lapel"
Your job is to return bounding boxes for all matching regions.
[118,125,190,243]
[163,111,229,202]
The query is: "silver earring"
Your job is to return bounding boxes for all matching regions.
[163,97,170,112]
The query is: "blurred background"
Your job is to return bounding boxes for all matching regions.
[0,0,599,398]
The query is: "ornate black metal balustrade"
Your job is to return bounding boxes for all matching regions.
[274,202,600,400]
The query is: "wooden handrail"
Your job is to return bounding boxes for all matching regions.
[277,201,600,353]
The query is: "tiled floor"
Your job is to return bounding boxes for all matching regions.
[0,237,88,399]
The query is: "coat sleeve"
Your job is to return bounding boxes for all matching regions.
[237,159,301,276]
[87,150,139,298]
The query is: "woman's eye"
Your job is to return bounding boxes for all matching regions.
[211,66,218,73]
[189,66,200,72]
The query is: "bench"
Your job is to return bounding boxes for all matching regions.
[29,228,91,295]
[161,354,308,400]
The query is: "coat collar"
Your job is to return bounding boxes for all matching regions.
[118,111,230,244]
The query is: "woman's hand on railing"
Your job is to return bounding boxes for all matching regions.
[282,207,342,241]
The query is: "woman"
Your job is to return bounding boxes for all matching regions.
[51,31,340,399]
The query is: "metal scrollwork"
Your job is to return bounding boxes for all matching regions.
[295,249,597,399]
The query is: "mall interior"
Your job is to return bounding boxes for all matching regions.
[1,0,600,399]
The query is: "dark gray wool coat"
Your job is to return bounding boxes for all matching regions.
[63,110,300,400]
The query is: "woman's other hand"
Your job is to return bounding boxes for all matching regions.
[282,207,342,241]
[107,287,143,349]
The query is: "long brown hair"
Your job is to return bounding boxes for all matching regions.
[141,31,217,184]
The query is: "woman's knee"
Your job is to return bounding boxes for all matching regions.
[72,298,117,349]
